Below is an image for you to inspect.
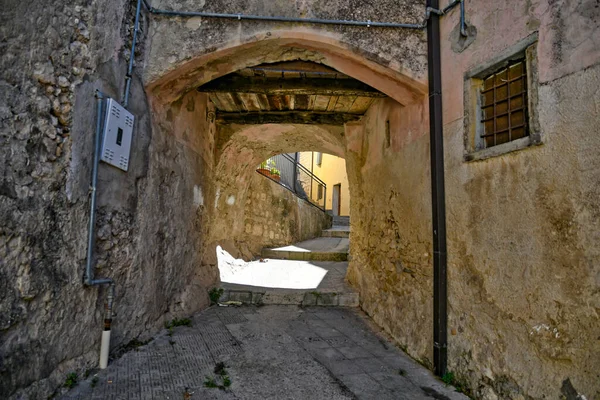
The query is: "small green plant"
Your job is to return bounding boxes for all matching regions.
[91,376,98,388]
[441,372,455,385]
[204,376,218,388]
[271,167,280,177]
[398,368,406,376]
[441,371,468,394]
[164,318,191,337]
[64,372,78,389]
[214,362,227,376]
[209,287,224,304]
[204,362,232,390]
[164,318,192,330]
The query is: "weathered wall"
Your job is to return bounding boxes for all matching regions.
[237,172,332,257]
[442,1,600,398]
[0,1,218,398]
[346,96,433,365]
[348,1,600,399]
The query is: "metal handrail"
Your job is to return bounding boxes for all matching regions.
[280,153,327,186]
[256,153,327,211]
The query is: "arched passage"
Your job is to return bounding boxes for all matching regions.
[144,31,433,366]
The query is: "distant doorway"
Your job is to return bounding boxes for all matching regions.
[332,184,341,216]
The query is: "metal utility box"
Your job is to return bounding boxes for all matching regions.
[100,98,134,171]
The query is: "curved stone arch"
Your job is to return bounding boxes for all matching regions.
[209,123,346,246]
[146,30,427,106]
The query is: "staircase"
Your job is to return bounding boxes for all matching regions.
[332,215,350,226]
[220,218,357,307]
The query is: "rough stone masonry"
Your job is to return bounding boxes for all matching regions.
[1,0,599,399]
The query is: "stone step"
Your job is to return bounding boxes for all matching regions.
[321,226,350,238]
[261,248,348,261]
[261,237,349,261]
[332,215,350,226]
[220,288,359,307]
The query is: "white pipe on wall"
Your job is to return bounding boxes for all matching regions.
[99,330,111,369]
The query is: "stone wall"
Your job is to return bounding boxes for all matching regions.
[0,1,219,398]
[236,172,332,257]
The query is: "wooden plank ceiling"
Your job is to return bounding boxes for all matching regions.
[197,61,386,125]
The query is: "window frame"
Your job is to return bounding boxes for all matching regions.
[463,34,541,162]
[315,152,322,166]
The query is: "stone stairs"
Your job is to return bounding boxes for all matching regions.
[321,225,350,238]
[261,236,349,261]
[332,215,350,226]
[221,220,357,307]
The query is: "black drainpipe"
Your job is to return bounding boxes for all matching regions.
[426,0,448,377]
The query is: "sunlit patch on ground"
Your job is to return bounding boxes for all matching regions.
[217,245,327,289]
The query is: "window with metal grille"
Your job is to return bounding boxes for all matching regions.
[481,60,528,148]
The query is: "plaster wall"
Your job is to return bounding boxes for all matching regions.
[301,152,351,216]
[347,1,600,398]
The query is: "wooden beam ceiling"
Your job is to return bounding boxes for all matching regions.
[215,111,363,125]
[198,75,386,98]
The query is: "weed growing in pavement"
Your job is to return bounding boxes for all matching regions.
[91,376,99,388]
[64,373,78,389]
[203,377,218,388]
[165,317,192,337]
[441,371,469,394]
[209,287,224,304]
[165,318,192,329]
[204,362,232,390]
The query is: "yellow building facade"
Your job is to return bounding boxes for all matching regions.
[299,152,350,216]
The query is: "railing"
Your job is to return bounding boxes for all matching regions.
[256,153,327,211]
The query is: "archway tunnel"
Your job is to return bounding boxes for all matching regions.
[145,39,435,364]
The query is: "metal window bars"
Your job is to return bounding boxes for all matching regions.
[480,59,529,148]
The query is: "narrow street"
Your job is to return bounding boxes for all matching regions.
[61,305,467,400]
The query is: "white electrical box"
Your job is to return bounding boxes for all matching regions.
[101,98,134,171]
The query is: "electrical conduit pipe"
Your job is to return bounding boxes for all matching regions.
[86,90,115,369]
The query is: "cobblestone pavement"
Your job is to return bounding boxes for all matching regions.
[61,306,468,400]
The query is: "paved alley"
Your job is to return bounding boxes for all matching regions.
[61,306,467,400]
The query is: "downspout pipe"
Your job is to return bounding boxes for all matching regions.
[426,0,449,377]
[85,90,115,369]
[123,0,143,109]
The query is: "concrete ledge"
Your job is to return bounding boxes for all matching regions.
[321,230,350,238]
[222,288,358,307]
[261,249,348,261]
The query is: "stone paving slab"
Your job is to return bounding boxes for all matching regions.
[61,306,468,400]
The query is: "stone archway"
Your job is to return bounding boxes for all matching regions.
[143,30,432,365]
